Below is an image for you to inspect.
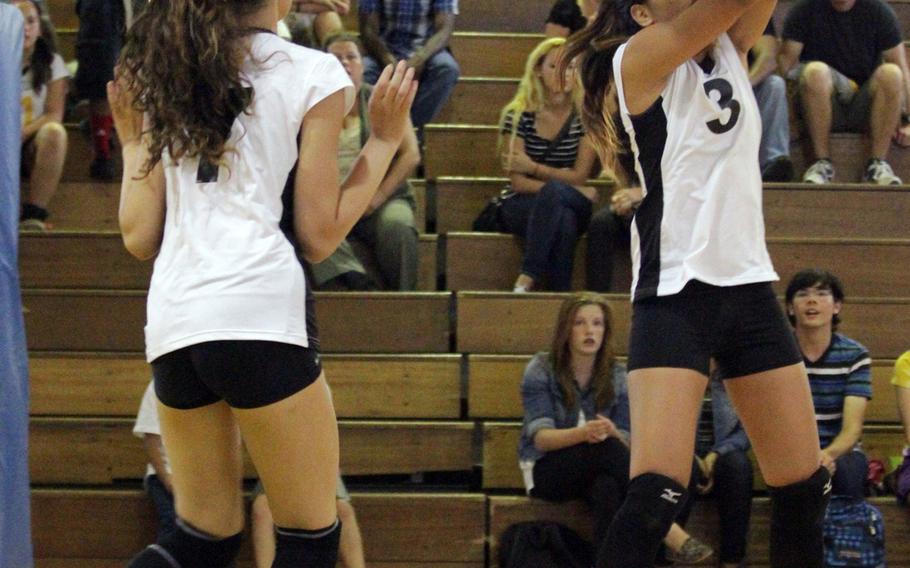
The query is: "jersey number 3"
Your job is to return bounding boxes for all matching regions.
[703,78,741,135]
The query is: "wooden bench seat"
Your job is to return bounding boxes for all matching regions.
[19,230,438,291]
[435,78,519,124]
[425,125,910,181]
[468,354,901,422]
[32,488,485,565]
[29,353,461,419]
[30,417,475,483]
[43,179,429,234]
[455,291,910,358]
[482,422,909,490]
[444,232,910,299]
[22,290,452,353]
[437,177,910,238]
[54,30,543,78]
[488,495,910,565]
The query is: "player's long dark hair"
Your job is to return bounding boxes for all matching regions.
[550,293,616,412]
[20,0,58,93]
[560,0,642,161]
[119,0,266,175]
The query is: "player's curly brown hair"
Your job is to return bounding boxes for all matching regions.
[118,0,268,176]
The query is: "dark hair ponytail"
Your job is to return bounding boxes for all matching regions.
[561,0,641,161]
[119,0,266,176]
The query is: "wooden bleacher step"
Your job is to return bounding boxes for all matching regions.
[21,290,452,352]
[488,495,910,566]
[467,354,904,423]
[455,292,910,358]
[481,422,908,491]
[30,417,474,484]
[425,125,910,180]
[436,177,910,238]
[32,489,485,566]
[29,353,462,419]
[444,232,910,298]
[18,230,438,291]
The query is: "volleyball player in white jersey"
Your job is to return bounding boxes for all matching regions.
[107,1,416,566]
[562,2,830,567]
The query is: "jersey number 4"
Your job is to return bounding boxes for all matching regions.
[703,78,741,135]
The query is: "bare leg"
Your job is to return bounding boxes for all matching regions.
[799,62,834,160]
[868,63,903,159]
[251,493,276,568]
[232,373,339,530]
[337,500,366,568]
[723,363,820,486]
[156,400,245,537]
[628,369,707,483]
[896,385,910,447]
[26,122,67,209]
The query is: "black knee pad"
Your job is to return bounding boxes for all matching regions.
[273,518,342,568]
[767,467,832,568]
[128,518,242,568]
[597,473,688,568]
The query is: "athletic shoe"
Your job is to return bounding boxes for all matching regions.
[90,157,115,181]
[761,156,794,182]
[862,158,902,185]
[667,537,714,564]
[19,218,47,232]
[802,159,834,184]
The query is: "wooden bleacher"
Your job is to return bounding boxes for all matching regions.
[27,1,910,565]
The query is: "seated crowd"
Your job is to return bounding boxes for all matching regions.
[12,0,910,564]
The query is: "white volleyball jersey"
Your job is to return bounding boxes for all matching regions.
[613,33,777,301]
[145,33,354,362]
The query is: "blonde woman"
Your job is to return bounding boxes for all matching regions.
[497,37,599,292]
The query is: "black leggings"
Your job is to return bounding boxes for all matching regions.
[530,438,630,545]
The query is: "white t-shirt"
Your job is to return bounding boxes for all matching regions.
[21,53,68,126]
[613,33,778,301]
[144,33,354,361]
[133,381,169,479]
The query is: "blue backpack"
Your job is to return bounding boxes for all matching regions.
[823,496,886,567]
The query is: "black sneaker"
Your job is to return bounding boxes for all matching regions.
[90,157,115,181]
[761,155,794,182]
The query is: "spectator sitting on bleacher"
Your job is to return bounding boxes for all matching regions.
[73,0,143,181]
[890,350,910,505]
[695,369,755,568]
[544,0,588,38]
[519,293,714,565]
[251,477,366,568]
[786,269,872,499]
[751,19,793,182]
[132,381,179,542]
[497,37,599,292]
[282,0,347,48]
[17,0,67,231]
[309,33,421,291]
[358,0,459,137]
[779,0,910,184]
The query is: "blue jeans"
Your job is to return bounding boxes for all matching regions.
[831,450,868,499]
[753,74,790,167]
[145,474,177,540]
[363,49,460,129]
[499,180,592,291]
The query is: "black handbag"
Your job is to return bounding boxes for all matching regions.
[472,112,577,232]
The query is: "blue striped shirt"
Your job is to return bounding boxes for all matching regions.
[805,333,872,448]
[359,0,459,59]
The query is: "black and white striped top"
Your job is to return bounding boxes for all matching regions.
[502,111,585,169]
